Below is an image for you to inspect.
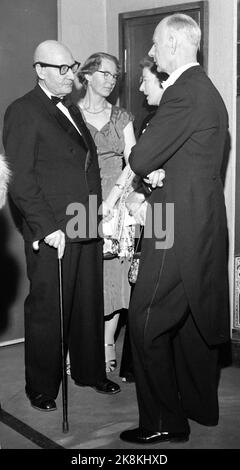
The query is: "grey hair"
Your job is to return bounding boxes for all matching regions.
[165,13,201,50]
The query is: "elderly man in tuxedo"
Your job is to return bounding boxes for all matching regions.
[3,40,119,412]
[120,14,230,444]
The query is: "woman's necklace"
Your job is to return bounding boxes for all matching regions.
[82,103,107,114]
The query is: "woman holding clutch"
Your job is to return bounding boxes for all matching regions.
[76,52,136,373]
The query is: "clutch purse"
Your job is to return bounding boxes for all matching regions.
[128,226,143,285]
[128,252,141,285]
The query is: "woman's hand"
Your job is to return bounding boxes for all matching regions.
[134,201,148,225]
[101,201,115,222]
[126,191,146,216]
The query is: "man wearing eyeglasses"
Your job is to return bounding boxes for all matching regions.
[3,40,120,413]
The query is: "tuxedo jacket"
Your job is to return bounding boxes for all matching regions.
[3,85,102,242]
[129,66,230,345]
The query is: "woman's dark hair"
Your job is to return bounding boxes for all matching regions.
[139,56,169,85]
[77,52,120,88]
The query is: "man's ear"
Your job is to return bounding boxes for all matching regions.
[35,63,45,80]
[169,33,177,55]
[85,73,92,85]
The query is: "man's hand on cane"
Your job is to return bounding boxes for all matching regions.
[32,229,66,259]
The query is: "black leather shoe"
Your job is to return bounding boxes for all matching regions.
[120,427,189,444]
[121,372,135,383]
[93,378,120,395]
[26,389,57,412]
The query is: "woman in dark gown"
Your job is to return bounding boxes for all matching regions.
[119,57,168,382]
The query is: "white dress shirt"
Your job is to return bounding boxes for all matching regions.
[38,83,81,134]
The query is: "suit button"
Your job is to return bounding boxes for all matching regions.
[212,175,216,180]
[70,148,75,154]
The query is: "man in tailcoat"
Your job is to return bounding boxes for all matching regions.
[3,40,119,412]
[120,14,230,444]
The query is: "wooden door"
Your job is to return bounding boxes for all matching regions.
[119,2,208,134]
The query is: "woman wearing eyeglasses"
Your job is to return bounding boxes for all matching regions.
[76,52,136,374]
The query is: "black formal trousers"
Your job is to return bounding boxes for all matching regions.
[24,240,105,398]
[129,243,219,433]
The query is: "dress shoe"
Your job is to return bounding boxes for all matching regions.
[120,427,189,444]
[121,372,135,383]
[26,389,57,412]
[93,378,120,395]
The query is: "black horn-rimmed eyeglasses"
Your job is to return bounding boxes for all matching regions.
[33,61,81,75]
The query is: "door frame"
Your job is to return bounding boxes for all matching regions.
[119,1,208,112]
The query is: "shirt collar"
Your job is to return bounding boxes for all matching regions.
[38,82,53,99]
[38,83,65,102]
[161,62,199,90]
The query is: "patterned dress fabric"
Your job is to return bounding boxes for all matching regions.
[85,105,134,316]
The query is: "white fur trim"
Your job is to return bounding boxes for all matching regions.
[0,154,11,209]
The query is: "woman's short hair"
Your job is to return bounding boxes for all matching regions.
[139,57,169,85]
[78,52,120,88]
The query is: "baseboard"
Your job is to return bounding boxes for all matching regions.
[0,338,24,347]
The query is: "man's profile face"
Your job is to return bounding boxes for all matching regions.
[149,22,170,74]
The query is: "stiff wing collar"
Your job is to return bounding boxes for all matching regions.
[161,63,199,90]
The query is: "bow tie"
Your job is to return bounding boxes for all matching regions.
[51,95,69,106]
[50,95,85,135]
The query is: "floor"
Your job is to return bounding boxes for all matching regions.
[1,331,240,451]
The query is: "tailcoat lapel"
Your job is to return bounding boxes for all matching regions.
[33,85,96,168]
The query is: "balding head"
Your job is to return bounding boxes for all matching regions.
[34,40,73,65]
[33,40,77,97]
[149,13,201,74]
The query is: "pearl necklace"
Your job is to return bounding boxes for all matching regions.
[82,103,107,114]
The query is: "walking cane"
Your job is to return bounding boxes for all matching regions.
[58,247,69,433]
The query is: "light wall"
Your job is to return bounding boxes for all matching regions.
[58,0,107,62]
[59,0,237,326]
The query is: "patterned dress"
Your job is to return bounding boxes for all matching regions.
[85,105,134,316]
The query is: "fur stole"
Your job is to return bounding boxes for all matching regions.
[0,154,11,209]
